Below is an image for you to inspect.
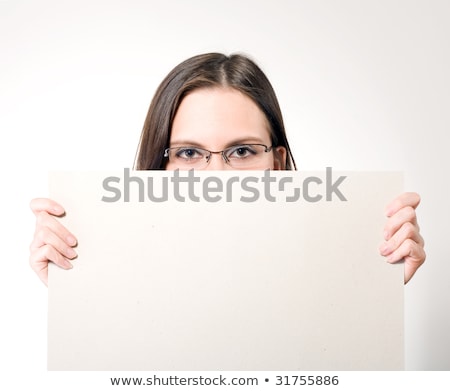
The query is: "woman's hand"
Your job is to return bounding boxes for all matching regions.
[29,198,78,286]
[379,192,425,284]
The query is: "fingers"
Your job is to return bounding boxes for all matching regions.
[32,210,77,249]
[383,206,419,241]
[380,192,426,284]
[30,197,65,216]
[29,198,77,286]
[380,221,423,256]
[29,244,74,286]
[385,192,420,217]
[383,239,426,284]
[30,223,77,259]
[382,204,424,248]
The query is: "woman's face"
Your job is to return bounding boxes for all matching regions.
[167,87,286,170]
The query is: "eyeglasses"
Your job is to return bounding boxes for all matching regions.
[164,144,273,169]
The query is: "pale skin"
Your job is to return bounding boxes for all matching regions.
[29,87,426,285]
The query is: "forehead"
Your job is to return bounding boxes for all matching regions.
[170,87,271,147]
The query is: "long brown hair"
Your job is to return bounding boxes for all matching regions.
[134,53,296,170]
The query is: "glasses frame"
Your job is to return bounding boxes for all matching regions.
[163,143,274,169]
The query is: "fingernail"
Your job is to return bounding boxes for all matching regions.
[64,260,73,269]
[380,244,389,255]
[383,230,389,240]
[52,206,64,214]
[67,235,77,246]
[385,206,394,217]
[66,247,77,258]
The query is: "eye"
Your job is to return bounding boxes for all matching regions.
[228,145,257,159]
[175,147,204,160]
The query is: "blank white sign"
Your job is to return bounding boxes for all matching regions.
[48,170,403,370]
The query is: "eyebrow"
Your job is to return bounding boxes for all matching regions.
[169,137,269,149]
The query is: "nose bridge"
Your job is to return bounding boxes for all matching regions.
[204,151,229,170]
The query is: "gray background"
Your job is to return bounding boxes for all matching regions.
[0,0,449,384]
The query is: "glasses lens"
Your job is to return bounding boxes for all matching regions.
[168,147,209,168]
[225,144,269,168]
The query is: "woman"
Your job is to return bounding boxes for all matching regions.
[29,52,426,285]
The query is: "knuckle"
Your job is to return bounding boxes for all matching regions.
[30,197,44,212]
[403,221,416,237]
[404,238,424,261]
[41,244,54,260]
[404,238,415,249]
[36,225,50,243]
[420,234,425,247]
[35,211,48,226]
[420,249,427,264]
[403,206,416,221]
